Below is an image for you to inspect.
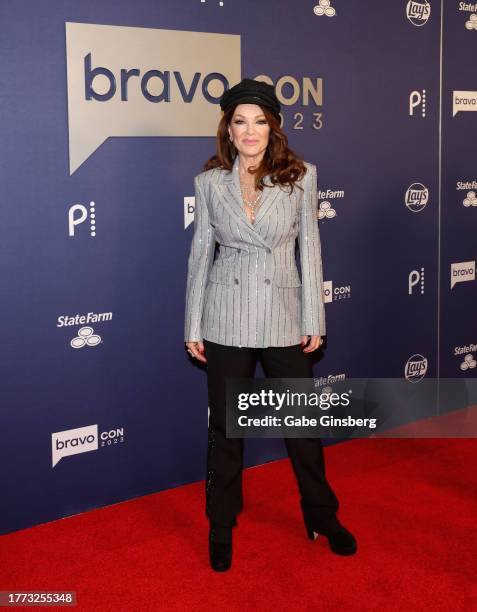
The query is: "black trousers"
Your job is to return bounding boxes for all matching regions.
[203,339,340,527]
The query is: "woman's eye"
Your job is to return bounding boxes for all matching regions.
[233,120,267,124]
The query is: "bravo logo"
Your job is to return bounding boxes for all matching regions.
[452,91,477,117]
[65,22,240,174]
[52,424,125,467]
[52,424,98,466]
[450,260,475,289]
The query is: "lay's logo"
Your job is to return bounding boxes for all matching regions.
[65,22,240,174]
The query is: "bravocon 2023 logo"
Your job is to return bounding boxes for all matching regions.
[65,22,241,174]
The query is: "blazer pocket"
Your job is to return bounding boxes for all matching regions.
[208,263,233,286]
[274,269,302,287]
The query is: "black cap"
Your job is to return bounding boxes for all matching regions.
[219,78,281,119]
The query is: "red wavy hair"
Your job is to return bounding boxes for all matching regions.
[202,104,308,195]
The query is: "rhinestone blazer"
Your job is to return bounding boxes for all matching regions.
[184,155,326,348]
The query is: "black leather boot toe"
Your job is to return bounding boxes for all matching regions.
[209,524,233,572]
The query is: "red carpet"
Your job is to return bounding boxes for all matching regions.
[1,439,476,611]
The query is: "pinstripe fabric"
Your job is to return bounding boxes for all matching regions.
[184,155,326,347]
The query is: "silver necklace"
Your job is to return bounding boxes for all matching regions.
[239,178,262,223]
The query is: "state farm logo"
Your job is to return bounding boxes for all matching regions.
[52,424,125,467]
[314,372,346,388]
[454,343,477,372]
[318,200,337,220]
[465,14,477,31]
[71,326,102,348]
[57,311,112,327]
[405,353,428,382]
[460,354,476,371]
[57,311,112,347]
[313,0,336,18]
[463,191,477,207]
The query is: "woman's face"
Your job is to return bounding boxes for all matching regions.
[228,103,270,159]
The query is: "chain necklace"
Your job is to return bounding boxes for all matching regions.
[239,179,262,224]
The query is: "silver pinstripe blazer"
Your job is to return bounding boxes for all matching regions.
[184,154,326,348]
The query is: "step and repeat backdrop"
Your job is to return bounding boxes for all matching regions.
[1,1,475,533]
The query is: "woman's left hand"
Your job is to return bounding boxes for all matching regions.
[301,335,323,353]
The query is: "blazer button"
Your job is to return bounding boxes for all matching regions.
[264,278,271,284]
[266,247,271,253]
[234,278,240,284]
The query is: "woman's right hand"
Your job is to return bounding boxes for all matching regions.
[185,341,207,363]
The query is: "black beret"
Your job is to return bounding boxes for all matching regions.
[219,78,281,119]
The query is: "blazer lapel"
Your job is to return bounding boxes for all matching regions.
[217,155,281,246]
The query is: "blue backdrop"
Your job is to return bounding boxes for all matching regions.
[1,0,475,534]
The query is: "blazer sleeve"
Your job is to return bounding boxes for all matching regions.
[184,175,216,343]
[298,163,326,337]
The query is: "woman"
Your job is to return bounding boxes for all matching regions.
[184,78,357,572]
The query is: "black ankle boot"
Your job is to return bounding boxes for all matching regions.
[303,514,357,556]
[209,524,233,572]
